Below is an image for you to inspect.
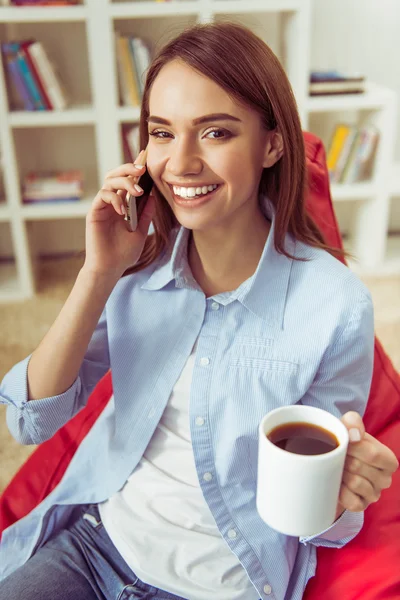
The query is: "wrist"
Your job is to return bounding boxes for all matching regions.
[80,263,124,283]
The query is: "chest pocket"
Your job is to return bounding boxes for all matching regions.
[227,337,299,410]
[228,337,298,374]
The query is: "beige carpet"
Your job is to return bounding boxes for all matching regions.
[1,255,399,495]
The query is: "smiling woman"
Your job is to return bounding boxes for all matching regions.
[0,20,397,600]
[125,21,347,285]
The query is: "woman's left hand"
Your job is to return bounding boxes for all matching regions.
[335,411,399,518]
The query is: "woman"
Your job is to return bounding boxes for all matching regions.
[0,22,397,600]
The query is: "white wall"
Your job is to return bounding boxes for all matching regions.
[310,0,400,232]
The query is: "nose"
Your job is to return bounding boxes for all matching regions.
[166,138,203,178]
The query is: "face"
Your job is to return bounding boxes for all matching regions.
[147,59,280,234]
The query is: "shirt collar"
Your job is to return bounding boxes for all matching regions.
[141,195,295,328]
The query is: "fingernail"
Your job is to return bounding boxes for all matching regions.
[121,204,126,216]
[133,163,145,170]
[134,184,143,193]
[349,428,361,442]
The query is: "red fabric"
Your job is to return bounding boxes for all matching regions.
[1,132,399,599]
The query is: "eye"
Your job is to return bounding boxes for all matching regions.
[205,128,231,140]
[149,130,172,139]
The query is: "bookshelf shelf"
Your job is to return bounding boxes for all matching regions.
[8,105,96,128]
[307,82,395,112]
[0,6,87,23]
[212,0,305,12]
[109,2,200,19]
[0,0,398,303]
[330,181,379,202]
[20,197,93,220]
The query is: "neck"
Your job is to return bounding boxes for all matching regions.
[188,207,271,297]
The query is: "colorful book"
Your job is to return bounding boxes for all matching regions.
[28,41,69,110]
[332,125,358,183]
[117,35,140,106]
[326,124,351,179]
[3,53,35,110]
[341,130,363,183]
[310,70,365,95]
[21,40,53,110]
[2,41,47,110]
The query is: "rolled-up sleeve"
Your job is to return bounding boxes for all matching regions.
[300,509,364,547]
[0,306,110,445]
[299,290,374,548]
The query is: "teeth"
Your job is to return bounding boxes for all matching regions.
[173,184,218,198]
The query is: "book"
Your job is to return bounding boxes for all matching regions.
[131,37,151,96]
[11,1,79,5]
[344,125,379,183]
[326,124,380,185]
[310,70,365,83]
[326,124,351,178]
[310,70,365,96]
[2,53,35,110]
[22,170,83,203]
[28,41,69,110]
[2,41,47,110]
[21,40,53,109]
[116,33,140,106]
[332,125,358,183]
[115,35,130,107]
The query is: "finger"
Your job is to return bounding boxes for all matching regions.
[344,456,393,491]
[104,161,145,180]
[341,469,380,506]
[346,433,399,472]
[92,189,126,216]
[341,411,366,443]
[102,176,140,196]
[338,481,368,512]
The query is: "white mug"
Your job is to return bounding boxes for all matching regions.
[256,405,349,537]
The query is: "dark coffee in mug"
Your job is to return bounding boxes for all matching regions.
[267,422,339,455]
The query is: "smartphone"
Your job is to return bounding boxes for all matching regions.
[124,166,154,232]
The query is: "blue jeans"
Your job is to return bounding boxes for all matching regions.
[0,503,187,600]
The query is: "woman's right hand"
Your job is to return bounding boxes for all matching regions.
[84,154,156,277]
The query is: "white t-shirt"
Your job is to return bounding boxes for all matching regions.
[99,339,259,600]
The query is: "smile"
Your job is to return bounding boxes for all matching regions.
[168,183,221,207]
[172,184,219,198]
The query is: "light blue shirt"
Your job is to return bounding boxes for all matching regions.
[0,198,374,599]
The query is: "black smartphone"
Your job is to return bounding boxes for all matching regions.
[125,167,154,232]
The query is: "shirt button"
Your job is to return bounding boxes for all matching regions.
[195,416,205,426]
[200,357,210,366]
[263,584,272,595]
[203,472,213,482]
[211,302,220,311]
[227,529,237,539]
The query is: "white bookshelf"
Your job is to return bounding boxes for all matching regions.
[0,0,398,302]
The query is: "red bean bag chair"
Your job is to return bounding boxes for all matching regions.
[1,132,399,599]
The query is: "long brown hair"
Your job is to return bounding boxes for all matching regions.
[124,21,345,277]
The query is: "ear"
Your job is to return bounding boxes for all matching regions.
[262,130,284,168]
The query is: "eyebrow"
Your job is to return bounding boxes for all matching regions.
[147,113,243,126]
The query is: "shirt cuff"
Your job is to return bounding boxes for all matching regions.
[299,510,364,548]
[2,354,82,445]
